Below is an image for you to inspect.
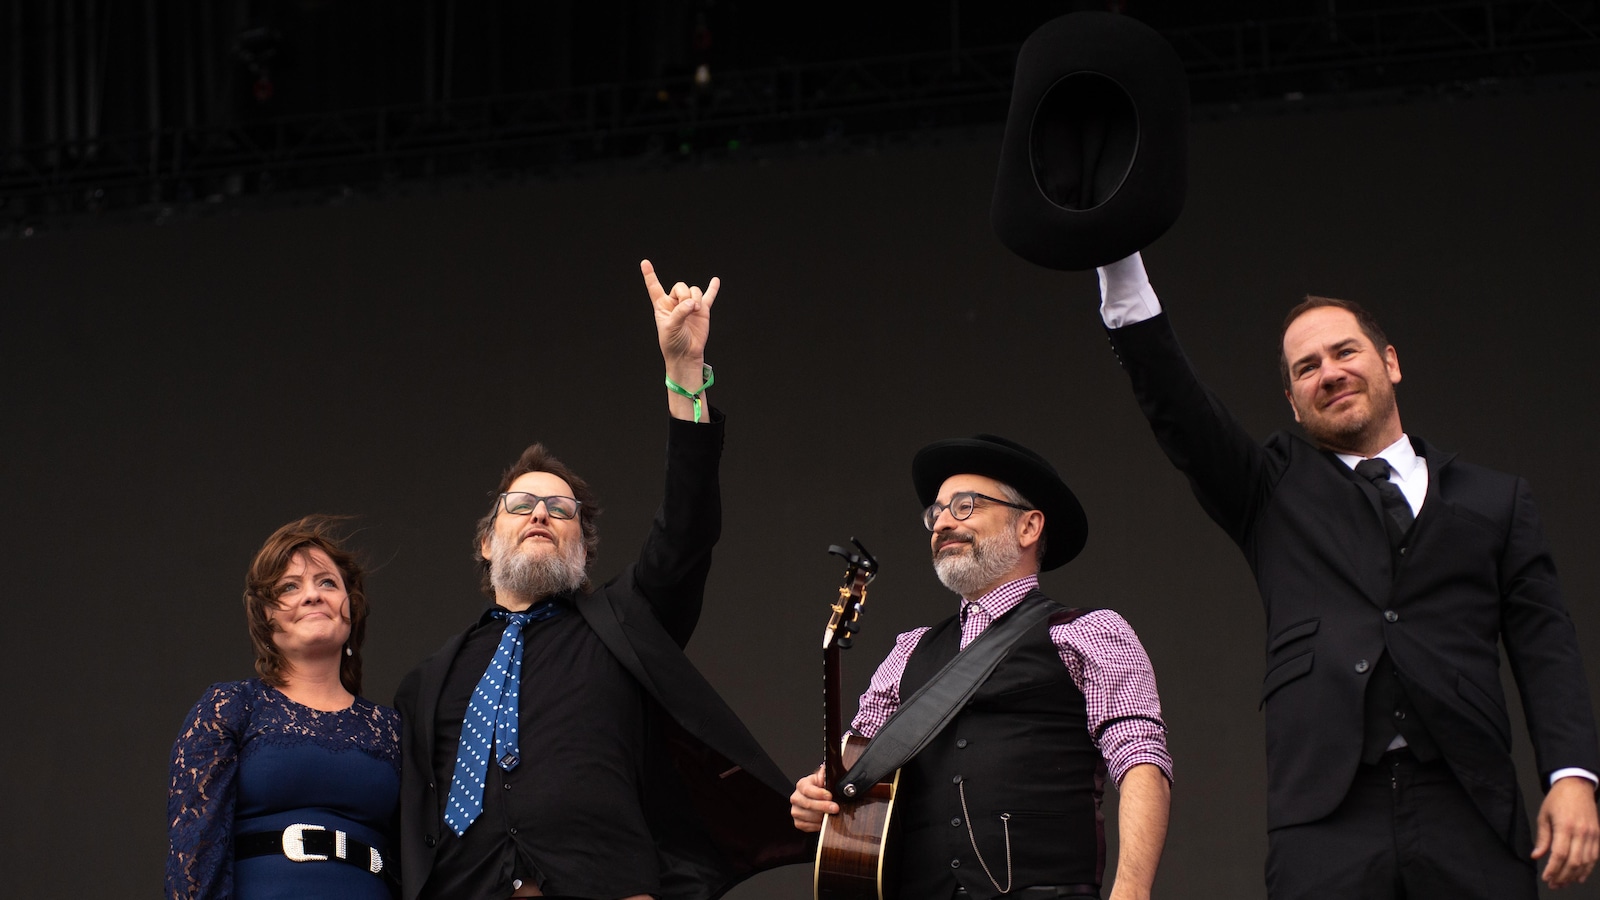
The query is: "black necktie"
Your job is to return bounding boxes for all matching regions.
[1355,458,1414,550]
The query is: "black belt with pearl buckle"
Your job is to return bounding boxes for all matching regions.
[235,823,387,878]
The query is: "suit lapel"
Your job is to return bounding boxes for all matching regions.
[577,589,666,700]
[1407,434,1456,541]
[1314,439,1386,526]
[1319,447,1394,606]
[1319,436,1459,607]
[412,628,469,762]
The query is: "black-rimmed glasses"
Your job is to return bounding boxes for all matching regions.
[496,492,582,519]
[922,491,1033,532]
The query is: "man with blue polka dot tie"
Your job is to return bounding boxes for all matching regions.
[442,605,552,836]
[394,261,808,900]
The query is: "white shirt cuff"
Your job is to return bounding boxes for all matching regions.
[1551,767,1599,788]
[1096,251,1164,328]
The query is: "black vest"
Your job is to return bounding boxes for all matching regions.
[892,605,1105,900]
[1354,466,1442,764]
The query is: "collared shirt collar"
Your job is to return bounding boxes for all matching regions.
[1336,433,1421,480]
[960,574,1041,622]
[474,593,575,627]
[1337,433,1428,513]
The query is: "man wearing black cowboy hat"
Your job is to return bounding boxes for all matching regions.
[790,434,1173,900]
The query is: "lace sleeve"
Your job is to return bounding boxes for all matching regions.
[166,683,250,900]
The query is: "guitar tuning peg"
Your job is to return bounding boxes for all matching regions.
[837,636,853,650]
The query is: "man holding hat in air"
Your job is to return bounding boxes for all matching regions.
[791,434,1173,900]
[1093,257,1600,898]
[987,8,1599,898]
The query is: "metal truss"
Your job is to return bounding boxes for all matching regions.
[3,0,1597,230]
[0,42,1026,231]
[1172,0,1600,101]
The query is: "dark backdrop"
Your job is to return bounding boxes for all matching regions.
[4,82,1599,899]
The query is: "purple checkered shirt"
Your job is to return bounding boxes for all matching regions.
[851,575,1172,786]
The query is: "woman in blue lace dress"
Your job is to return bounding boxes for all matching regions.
[167,516,401,900]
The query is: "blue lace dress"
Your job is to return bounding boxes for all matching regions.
[166,679,401,900]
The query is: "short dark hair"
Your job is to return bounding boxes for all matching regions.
[994,481,1047,566]
[243,515,368,695]
[473,443,603,597]
[1279,295,1391,389]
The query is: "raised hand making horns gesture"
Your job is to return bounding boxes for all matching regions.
[641,259,719,423]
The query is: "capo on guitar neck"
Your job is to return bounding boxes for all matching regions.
[827,538,878,573]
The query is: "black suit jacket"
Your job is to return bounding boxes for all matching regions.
[1109,312,1599,855]
[393,414,809,900]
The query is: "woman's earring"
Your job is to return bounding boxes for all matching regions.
[345,646,353,657]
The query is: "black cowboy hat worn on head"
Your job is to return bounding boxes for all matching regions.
[991,11,1189,271]
[912,434,1087,571]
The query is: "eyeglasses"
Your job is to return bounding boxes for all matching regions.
[497,492,582,519]
[922,491,1033,532]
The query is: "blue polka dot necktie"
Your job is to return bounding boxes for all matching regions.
[443,603,562,836]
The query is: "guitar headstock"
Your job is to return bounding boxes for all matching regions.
[823,538,877,650]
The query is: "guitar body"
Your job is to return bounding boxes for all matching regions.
[814,734,900,900]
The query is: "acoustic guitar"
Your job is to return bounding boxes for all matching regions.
[814,539,900,900]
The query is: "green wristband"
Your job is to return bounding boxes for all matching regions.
[664,364,715,423]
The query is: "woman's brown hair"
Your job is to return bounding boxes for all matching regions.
[243,515,368,695]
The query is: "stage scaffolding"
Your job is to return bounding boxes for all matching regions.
[3,0,1597,231]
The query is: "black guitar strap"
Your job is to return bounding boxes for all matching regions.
[832,591,1082,798]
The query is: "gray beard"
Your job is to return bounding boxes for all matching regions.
[489,530,587,604]
[933,528,1024,598]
